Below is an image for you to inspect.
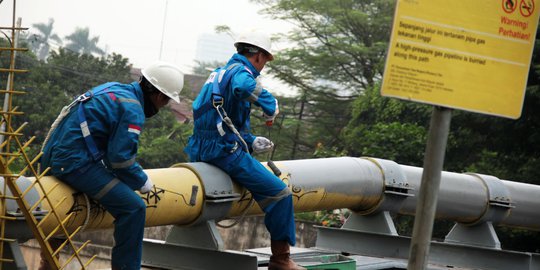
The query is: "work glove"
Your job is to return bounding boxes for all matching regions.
[252,136,274,154]
[139,177,154,194]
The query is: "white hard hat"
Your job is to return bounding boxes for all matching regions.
[234,30,274,61]
[141,61,184,104]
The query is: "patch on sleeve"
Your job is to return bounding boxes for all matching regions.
[128,124,141,135]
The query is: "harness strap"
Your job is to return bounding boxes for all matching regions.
[192,63,245,119]
[193,63,254,152]
[76,82,121,161]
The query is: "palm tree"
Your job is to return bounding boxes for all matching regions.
[31,18,62,60]
[64,27,105,56]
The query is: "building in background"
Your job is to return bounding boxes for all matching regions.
[194,33,235,64]
[130,33,236,124]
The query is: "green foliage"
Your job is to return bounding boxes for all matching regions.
[496,227,540,253]
[343,84,431,165]
[296,209,350,228]
[11,48,133,144]
[45,49,132,97]
[259,0,394,91]
[138,108,193,168]
[251,0,396,160]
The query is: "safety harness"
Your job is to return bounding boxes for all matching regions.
[193,63,261,228]
[76,82,123,161]
[193,63,252,152]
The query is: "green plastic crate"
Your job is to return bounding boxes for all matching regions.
[296,254,356,270]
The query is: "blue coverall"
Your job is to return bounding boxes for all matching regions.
[41,82,148,270]
[185,53,297,245]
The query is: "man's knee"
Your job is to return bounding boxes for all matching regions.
[134,198,147,214]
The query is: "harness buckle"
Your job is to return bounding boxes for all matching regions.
[211,93,224,108]
[76,92,93,103]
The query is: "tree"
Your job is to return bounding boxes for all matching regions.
[5,47,132,164]
[343,82,431,166]
[7,42,192,170]
[254,0,396,159]
[64,27,105,56]
[31,18,63,60]
[137,108,192,168]
[258,0,394,92]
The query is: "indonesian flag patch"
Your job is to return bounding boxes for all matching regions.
[128,124,141,135]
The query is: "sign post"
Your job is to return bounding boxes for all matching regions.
[382,0,539,119]
[380,0,540,269]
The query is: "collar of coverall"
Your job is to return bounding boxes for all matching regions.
[228,53,261,78]
[130,81,145,106]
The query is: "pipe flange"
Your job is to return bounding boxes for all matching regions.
[0,176,48,219]
[175,162,241,225]
[465,173,514,225]
[359,157,413,214]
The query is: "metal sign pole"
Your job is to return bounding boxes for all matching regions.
[407,106,452,270]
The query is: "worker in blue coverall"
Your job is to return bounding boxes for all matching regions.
[40,61,184,270]
[185,30,305,270]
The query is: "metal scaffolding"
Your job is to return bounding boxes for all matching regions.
[0,1,95,269]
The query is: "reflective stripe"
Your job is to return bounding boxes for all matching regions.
[217,121,226,136]
[246,80,263,103]
[258,188,292,210]
[205,72,217,84]
[217,69,226,83]
[110,157,136,169]
[117,97,141,105]
[80,121,90,137]
[94,178,120,200]
[229,64,241,70]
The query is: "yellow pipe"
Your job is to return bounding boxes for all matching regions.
[32,167,205,235]
[224,161,381,218]
[28,160,381,237]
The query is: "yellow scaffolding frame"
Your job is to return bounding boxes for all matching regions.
[0,1,95,269]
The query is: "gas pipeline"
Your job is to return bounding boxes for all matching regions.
[2,156,539,241]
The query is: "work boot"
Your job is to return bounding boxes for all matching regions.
[268,240,306,270]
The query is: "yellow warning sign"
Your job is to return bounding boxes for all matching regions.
[381,0,540,119]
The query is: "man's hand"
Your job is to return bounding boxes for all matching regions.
[252,136,274,154]
[139,178,154,194]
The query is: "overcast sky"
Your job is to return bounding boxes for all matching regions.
[0,0,295,94]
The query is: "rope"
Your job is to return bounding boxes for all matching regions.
[38,102,77,174]
[213,103,259,228]
[215,105,250,153]
[79,193,91,232]
[216,196,255,229]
